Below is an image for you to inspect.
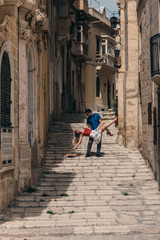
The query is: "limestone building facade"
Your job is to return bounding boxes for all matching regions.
[0,0,50,212]
[84,7,117,111]
[118,0,160,188]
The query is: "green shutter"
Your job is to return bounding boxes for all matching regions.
[1,51,11,127]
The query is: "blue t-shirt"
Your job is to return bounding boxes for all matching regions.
[87,113,101,130]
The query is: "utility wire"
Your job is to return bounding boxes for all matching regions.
[89,0,119,17]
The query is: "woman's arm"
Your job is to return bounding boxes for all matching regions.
[71,134,83,151]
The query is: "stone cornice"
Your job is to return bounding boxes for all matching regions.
[4,0,22,6]
[21,0,37,10]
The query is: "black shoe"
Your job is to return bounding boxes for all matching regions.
[85,153,91,157]
[96,153,100,157]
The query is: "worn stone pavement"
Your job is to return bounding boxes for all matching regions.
[0,113,160,240]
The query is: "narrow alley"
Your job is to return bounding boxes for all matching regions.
[0,114,160,240]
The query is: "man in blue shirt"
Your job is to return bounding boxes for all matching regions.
[85,109,102,157]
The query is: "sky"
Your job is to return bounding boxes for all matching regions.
[88,0,118,19]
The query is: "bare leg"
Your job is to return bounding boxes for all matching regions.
[99,117,117,133]
[97,121,105,131]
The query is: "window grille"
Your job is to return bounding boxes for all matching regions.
[150,34,160,77]
[148,102,152,125]
[1,51,11,127]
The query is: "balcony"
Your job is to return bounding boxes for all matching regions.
[150,34,160,85]
[57,18,70,42]
[72,42,88,58]
[96,53,115,69]
[74,0,88,14]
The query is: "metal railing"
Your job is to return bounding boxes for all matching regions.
[150,34,160,77]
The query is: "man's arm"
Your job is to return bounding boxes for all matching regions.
[87,119,91,128]
[97,114,102,124]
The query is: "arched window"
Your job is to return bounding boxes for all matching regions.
[1,51,11,127]
[96,76,100,97]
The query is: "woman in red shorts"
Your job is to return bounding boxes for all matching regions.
[71,117,117,152]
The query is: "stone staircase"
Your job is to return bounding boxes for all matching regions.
[100,109,116,121]
[1,114,160,239]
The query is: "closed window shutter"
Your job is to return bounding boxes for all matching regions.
[1,51,11,127]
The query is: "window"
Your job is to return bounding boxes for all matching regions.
[77,32,81,42]
[108,45,115,56]
[102,39,106,54]
[59,3,67,17]
[102,45,106,54]
[96,76,100,97]
[1,51,11,127]
[96,37,100,53]
[70,22,75,35]
[77,25,82,42]
[83,29,88,45]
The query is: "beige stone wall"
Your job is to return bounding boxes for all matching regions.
[137,0,153,167]
[119,0,160,181]
[118,0,139,148]
[0,1,51,212]
[0,15,18,212]
[85,63,96,110]
[137,0,160,179]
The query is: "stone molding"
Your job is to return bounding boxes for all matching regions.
[19,0,35,10]
[25,7,48,55]
[19,19,38,41]
[0,15,10,31]
[25,8,47,33]
[3,0,22,6]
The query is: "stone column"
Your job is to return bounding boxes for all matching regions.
[125,0,139,148]
[18,37,31,190]
[118,0,139,148]
[117,0,126,145]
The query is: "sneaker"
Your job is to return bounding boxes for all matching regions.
[85,153,91,157]
[96,153,100,157]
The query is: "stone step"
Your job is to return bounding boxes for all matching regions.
[1,113,160,239]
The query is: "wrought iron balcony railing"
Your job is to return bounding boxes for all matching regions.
[150,34,160,78]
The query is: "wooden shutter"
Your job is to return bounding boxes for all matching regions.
[1,51,11,127]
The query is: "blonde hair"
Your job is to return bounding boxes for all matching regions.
[73,130,81,146]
